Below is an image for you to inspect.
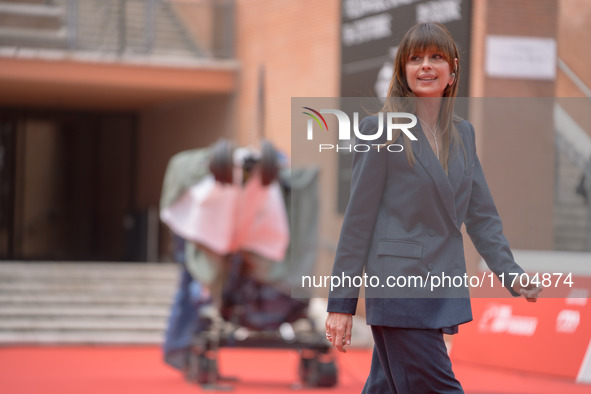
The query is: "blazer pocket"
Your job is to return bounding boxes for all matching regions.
[377,240,423,259]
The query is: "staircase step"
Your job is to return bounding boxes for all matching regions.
[0,293,174,306]
[0,305,170,318]
[0,283,175,295]
[0,261,178,273]
[0,25,66,48]
[0,2,64,18]
[0,331,164,344]
[0,0,53,5]
[0,319,166,331]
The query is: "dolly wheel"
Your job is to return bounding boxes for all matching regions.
[185,352,218,384]
[314,359,338,387]
[299,354,338,387]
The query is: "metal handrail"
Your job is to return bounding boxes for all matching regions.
[558,58,591,99]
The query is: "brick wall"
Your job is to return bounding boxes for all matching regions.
[234,0,341,154]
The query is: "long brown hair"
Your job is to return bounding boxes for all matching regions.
[383,22,462,172]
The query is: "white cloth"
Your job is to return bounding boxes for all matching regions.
[160,173,289,262]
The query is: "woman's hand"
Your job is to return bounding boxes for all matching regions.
[512,276,542,302]
[325,312,353,352]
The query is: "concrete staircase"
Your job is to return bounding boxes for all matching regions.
[0,262,179,344]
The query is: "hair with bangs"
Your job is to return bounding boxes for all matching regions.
[382,22,462,172]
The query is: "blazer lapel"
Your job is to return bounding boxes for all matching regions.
[411,123,459,227]
[446,145,465,195]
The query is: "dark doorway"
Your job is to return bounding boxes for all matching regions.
[0,109,140,261]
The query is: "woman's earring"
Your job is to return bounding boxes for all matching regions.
[449,72,456,85]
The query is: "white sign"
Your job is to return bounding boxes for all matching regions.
[486,35,556,80]
[416,0,462,24]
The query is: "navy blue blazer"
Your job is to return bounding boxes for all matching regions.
[327,115,524,329]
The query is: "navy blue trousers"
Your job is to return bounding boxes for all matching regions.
[362,326,464,393]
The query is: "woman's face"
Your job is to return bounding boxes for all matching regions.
[404,47,454,97]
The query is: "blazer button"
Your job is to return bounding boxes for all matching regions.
[428,229,436,236]
[427,263,433,270]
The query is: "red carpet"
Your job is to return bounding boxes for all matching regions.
[0,346,589,393]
